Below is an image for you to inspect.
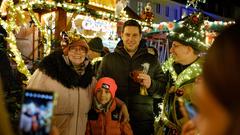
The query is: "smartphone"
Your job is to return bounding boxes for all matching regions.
[184,101,197,119]
[19,89,55,135]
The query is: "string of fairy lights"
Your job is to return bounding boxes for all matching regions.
[0,0,235,82]
[0,0,31,82]
[156,20,235,32]
[161,56,202,88]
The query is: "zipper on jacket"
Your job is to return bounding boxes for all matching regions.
[75,88,80,134]
[103,112,106,135]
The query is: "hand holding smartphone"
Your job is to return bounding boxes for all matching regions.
[19,89,56,135]
[184,101,197,119]
[179,98,197,119]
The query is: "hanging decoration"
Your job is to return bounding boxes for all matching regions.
[0,0,31,82]
[140,2,154,25]
[186,0,206,9]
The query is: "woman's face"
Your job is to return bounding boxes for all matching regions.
[68,45,87,66]
[194,77,230,135]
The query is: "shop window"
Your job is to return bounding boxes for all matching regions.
[165,6,170,17]
[174,8,178,20]
[137,2,143,15]
[156,4,161,15]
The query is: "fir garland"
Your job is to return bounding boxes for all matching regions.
[162,56,202,88]
[162,56,177,81]
[0,0,31,81]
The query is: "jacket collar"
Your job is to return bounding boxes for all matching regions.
[38,51,94,89]
[93,97,117,113]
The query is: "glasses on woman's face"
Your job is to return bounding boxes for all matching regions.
[69,46,86,53]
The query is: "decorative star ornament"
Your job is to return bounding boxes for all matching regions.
[186,0,206,9]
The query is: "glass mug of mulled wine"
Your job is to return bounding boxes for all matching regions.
[129,70,148,95]
[129,70,143,83]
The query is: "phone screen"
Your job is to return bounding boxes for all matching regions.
[184,101,197,119]
[19,89,55,135]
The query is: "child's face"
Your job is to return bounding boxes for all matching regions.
[96,88,112,105]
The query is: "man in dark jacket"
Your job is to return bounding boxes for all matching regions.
[98,19,166,135]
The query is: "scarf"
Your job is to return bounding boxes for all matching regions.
[62,55,90,76]
[93,97,113,113]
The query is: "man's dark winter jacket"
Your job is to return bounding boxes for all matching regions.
[98,40,166,123]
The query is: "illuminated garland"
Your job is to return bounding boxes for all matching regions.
[162,56,177,81]
[162,56,202,88]
[25,0,51,56]
[0,0,31,82]
[204,20,235,32]
[17,1,152,27]
[88,1,115,11]
[156,20,235,32]
[91,57,103,65]
[19,1,86,14]
[18,1,137,23]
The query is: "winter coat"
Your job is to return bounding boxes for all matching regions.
[85,98,133,135]
[156,57,205,135]
[27,51,96,135]
[98,40,166,134]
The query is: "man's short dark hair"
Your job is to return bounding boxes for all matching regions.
[122,20,142,34]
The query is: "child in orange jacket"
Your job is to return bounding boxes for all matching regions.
[86,77,133,135]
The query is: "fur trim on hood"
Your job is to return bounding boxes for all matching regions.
[38,51,94,89]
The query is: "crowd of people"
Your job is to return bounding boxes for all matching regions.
[1,11,240,135]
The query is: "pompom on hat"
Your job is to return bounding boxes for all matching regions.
[60,31,89,55]
[95,77,117,98]
[168,12,209,52]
